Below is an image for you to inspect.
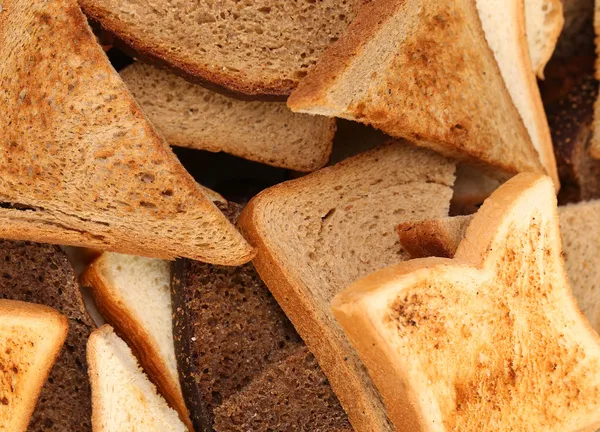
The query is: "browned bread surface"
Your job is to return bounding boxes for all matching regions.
[213,345,352,432]
[288,0,543,178]
[172,202,302,431]
[0,0,253,264]
[334,173,600,431]
[79,0,368,96]
[120,63,335,171]
[0,299,68,432]
[0,241,94,431]
[238,141,455,432]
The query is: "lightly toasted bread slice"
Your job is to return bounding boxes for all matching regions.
[476,0,559,187]
[120,63,335,172]
[81,253,193,431]
[238,141,456,432]
[288,0,544,180]
[0,0,253,265]
[526,0,564,78]
[334,173,600,431]
[0,241,95,431]
[87,325,186,432]
[399,200,600,335]
[0,299,68,432]
[79,0,367,97]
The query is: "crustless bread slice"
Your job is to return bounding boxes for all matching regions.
[0,0,253,265]
[334,173,600,431]
[81,253,193,431]
[288,0,544,179]
[398,200,600,335]
[87,325,186,432]
[120,63,335,172]
[238,141,456,432]
[0,300,68,432]
[78,0,367,97]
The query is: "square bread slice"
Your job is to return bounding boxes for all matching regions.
[0,299,68,432]
[0,0,252,265]
[334,173,600,431]
[119,63,335,172]
[87,325,186,432]
[398,200,600,335]
[81,253,193,431]
[288,0,544,179]
[238,141,456,432]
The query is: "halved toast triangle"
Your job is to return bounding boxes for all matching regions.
[0,0,253,265]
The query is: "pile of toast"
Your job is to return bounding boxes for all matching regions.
[3,0,600,430]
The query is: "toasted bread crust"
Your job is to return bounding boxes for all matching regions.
[81,259,193,431]
[0,300,68,432]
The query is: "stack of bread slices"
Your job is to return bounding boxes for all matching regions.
[3,0,600,431]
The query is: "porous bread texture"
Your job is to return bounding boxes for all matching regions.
[0,241,95,431]
[476,0,558,187]
[213,346,352,432]
[288,0,544,178]
[525,0,565,78]
[87,325,186,432]
[81,253,192,430]
[0,0,253,265]
[398,201,600,336]
[334,174,600,431]
[79,0,367,96]
[120,63,335,171]
[238,141,456,432]
[0,300,68,432]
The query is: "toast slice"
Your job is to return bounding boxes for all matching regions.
[0,0,253,265]
[238,141,455,432]
[213,345,352,432]
[399,200,600,334]
[81,253,193,430]
[288,0,544,179]
[79,0,366,97]
[0,299,68,432]
[334,173,600,431]
[526,0,565,78]
[0,240,95,431]
[120,63,335,171]
[87,325,186,431]
[172,201,303,431]
[476,0,558,186]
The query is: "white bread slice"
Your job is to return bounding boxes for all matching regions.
[476,0,559,187]
[87,325,186,432]
[399,200,600,335]
[81,253,191,430]
[334,173,600,431]
[526,0,565,78]
[0,299,68,432]
[0,0,253,265]
[288,0,544,179]
[120,63,335,172]
[238,141,456,432]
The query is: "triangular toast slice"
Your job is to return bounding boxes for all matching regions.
[0,299,68,432]
[398,200,600,335]
[0,0,252,265]
[334,174,600,430]
[238,141,456,431]
[288,0,544,178]
[87,325,186,431]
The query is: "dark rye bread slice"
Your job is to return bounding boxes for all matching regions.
[0,240,95,431]
[0,0,253,265]
[546,72,600,203]
[214,346,352,432]
[79,0,368,97]
[171,201,303,431]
